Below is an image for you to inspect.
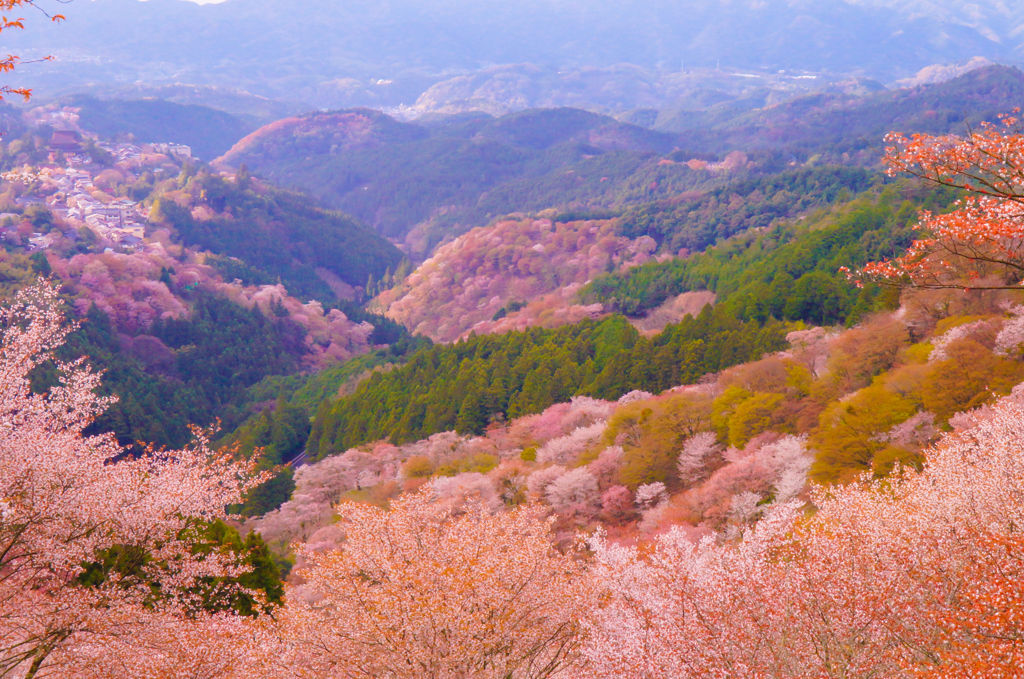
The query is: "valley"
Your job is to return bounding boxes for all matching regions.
[0,62,1015,531]
[5,9,1024,671]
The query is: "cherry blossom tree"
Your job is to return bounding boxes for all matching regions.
[675,432,719,487]
[878,410,938,450]
[536,421,606,465]
[251,452,360,552]
[527,465,568,500]
[633,482,667,511]
[282,491,595,678]
[599,485,635,525]
[587,445,624,490]
[430,471,501,512]
[577,503,804,679]
[0,282,271,677]
[490,460,529,506]
[994,303,1024,356]
[48,612,279,679]
[579,395,1024,678]
[928,319,994,361]
[545,468,600,517]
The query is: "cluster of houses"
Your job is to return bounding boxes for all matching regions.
[0,208,61,252]
[50,130,191,162]
[2,132,177,253]
[47,165,149,251]
[96,142,143,163]
[1,112,202,254]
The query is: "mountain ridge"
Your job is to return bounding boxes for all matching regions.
[8,0,1024,110]
[214,66,1024,253]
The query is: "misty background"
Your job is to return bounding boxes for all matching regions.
[4,0,1023,116]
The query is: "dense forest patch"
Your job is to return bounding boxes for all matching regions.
[308,309,787,456]
[150,170,405,301]
[584,180,960,320]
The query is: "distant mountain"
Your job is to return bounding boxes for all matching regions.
[55,85,308,127]
[64,95,255,160]
[7,0,1024,111]
[216,66,1024,252]
[654,65,1024,157]
[407,64,874,118]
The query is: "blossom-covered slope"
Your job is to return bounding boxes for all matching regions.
[256,281,1024,556]
[374,216,660,342]
[0,137,401,455]
[12,274,1024,677]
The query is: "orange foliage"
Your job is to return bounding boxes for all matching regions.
[823,312,910,396]
[916,532,1024,677]
[920,338,1024,421]
[858,112,1024,290]
[0,0,63,101]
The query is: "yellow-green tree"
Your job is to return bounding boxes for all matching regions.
[921,340,1023,422]
[810,382,918,483]
[728,393,786,448]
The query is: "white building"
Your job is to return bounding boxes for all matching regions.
[151,143,192,159]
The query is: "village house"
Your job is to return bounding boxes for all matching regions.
[48,129,83,152]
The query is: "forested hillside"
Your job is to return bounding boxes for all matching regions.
[615,165,878,254]
[16,246,408,455]
[149,168,405,301]
[585,179,958,319]
[62,94,255,160]
[148,172,936,523]
[0,125,410,459]
[374,215,649,342]
[254,150,1024,602]
[218,107,709,252]
[271,288,1024,550]
[44,294,305,452]
[301,180,937,461]
[307,310,787,456]
[372,166,876,342]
